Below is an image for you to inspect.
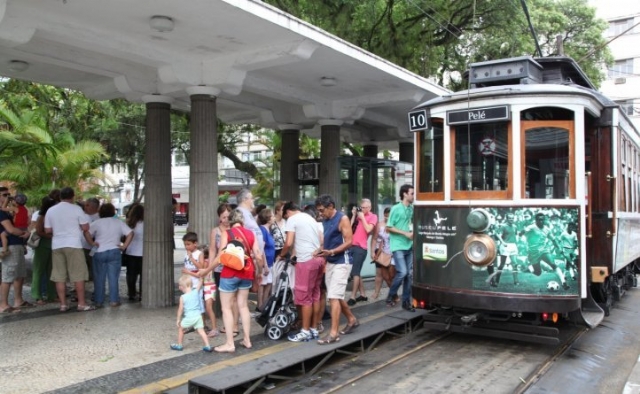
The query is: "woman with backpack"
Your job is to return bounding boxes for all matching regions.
[200,209,263,353]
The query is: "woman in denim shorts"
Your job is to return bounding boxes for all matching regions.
[201,209,263,353]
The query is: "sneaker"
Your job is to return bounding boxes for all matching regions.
[310,328,319,339]
[288,329,312,342]
[355,295,368,302]
[347,298,356,306]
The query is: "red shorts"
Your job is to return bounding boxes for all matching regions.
[293,256,324,306]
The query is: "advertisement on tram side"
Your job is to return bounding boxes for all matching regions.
[414,206,580,295]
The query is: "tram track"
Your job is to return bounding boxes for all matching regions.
[320,332,452,394]
[514,326,588,394]
[271,319,587,394]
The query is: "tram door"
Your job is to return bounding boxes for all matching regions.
[521,120,574,199]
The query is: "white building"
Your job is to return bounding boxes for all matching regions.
[590,0,640,129]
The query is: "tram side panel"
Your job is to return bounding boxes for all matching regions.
[414,206,581,314]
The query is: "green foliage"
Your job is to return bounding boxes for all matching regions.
[0,101,107,206]
[264,0,612,88]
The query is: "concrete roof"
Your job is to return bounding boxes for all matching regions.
[0,0,449,148]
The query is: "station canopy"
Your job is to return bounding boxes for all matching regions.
[0,0,449,148]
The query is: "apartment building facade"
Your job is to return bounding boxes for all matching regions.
[591,0,640,129]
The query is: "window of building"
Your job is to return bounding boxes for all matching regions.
[609,58,634,78]
[607,18,633,36]
[616,100,636,116]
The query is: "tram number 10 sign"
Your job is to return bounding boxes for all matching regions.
[408,109,430,132]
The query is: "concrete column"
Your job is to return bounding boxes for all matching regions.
[319,120,343,208]
[186,86,220,244]
[399,141,414,163]
[279,125,301,202]
[141,95,174,308]
[363,144,378,211]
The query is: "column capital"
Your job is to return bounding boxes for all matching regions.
[142,94,173,105]
[318,119,343,127]
[277,124,302,131]
[186,85,221,97]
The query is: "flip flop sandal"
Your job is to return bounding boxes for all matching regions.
[77,305,96,312]
[16,301,35,308]
[339,321,360,335]
[0,306,20,314]
[317,335,340,345]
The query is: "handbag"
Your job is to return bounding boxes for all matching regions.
[27,229,41,249]
[376,251,392,267]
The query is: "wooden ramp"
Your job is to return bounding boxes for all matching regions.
[188,309,427,394]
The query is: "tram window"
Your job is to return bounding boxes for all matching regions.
[523,124,571,199]
[453,122,508,192]
[419,124,444,193]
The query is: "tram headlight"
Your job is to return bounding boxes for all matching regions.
[463,234,496,267]
[467,208,492,233]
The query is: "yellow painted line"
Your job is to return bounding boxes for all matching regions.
[121,309,393,394]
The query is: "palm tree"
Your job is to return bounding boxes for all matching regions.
[0,102,107,204]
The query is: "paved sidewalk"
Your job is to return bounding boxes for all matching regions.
[0,230,390,393]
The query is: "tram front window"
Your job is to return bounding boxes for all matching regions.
[453,122,508,192]
[419,124,444,193]
[523,124,571,199]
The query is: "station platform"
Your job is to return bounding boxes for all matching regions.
[0,232,403,394]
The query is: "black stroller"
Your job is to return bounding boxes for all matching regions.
[255,257,297,340]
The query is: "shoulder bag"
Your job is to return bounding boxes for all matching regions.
[27,229,41,249]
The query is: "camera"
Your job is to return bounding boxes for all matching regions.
[356,207,362,212]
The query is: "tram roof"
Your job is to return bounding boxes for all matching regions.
[413,83,618,112]
[0,0,450,148]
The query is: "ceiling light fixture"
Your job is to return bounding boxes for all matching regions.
[320,77,337,87]
[149,15,174,33]
[8,60,29,72]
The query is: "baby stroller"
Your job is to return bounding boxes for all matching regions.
[255,256,297,340]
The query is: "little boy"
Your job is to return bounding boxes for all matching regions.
[171,275,212,352]
[200,245,219,338]
[181,232,205,331]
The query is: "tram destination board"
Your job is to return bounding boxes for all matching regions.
[447,105,510,125]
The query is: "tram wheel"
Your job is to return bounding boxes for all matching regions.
[265,325,283,340]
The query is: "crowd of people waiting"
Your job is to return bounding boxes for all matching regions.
[0,186,144,313]
[0,183,416,355]
[176,186,415,352]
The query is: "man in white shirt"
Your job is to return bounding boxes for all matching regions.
[279,201,324,342]
[45,187,95,312]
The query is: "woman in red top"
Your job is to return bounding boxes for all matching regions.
[200,209,263,353]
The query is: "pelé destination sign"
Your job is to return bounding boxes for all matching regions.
[447,105,510,125]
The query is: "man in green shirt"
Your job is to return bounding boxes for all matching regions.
[386,184,415,311]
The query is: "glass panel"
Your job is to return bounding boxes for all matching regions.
[524,127,569,199]
[454,123,508,191]
[419,125,444,193]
